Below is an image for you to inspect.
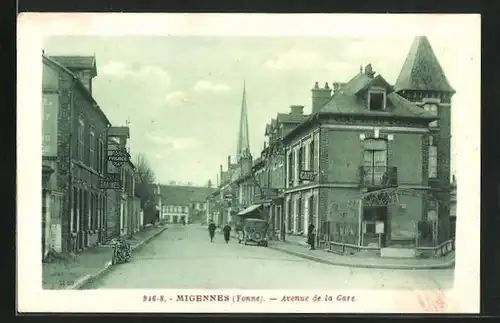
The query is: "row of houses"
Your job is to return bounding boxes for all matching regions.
[41,53,148,259]
[207,36,457,256]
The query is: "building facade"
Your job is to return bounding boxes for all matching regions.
[42,54,111,254]
[159,184,214,224]
[260,108,308,240]
[105,127,138,238]
[280,36,454,251]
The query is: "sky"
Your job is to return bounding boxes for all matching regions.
[43,34,472,187]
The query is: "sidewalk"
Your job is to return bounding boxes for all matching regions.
[42,224,167,290]
[268,240,455,270]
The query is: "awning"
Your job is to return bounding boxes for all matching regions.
[237,204,262,216]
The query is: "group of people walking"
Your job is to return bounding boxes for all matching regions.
[208,220,232,243]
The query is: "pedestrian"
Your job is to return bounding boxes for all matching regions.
[208,220,216,243]
[223,223,232,244]
[235,220,244,243]
[307,222,316,250]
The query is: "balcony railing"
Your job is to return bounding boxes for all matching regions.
[358,166,398,187]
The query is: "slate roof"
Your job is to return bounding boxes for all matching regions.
[321,72,437,120]
[159,185,215,206]
[394,36,455,93]
[49,55,97,77]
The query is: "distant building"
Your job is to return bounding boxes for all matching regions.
[159,184,215,224]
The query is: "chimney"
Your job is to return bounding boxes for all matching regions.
[311,81,332,114]
[333,82,342,95]
[290,105,304,115]
[364,64,376,78]
[228,155,231,167]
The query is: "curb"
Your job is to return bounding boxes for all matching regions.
[67,226,168,290]
[268,244,455,270]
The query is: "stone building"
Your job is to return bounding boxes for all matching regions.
[280,36,454,252]
[42,54,111,254]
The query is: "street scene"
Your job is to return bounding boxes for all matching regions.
[40,31,464,292]
[84,225,453,290]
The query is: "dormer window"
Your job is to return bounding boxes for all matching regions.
[367,88,386,111]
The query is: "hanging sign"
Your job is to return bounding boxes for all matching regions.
[108,147,130,167]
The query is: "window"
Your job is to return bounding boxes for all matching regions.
[424,104,439,127]
[287,199,292,232]
[89,129,95,169]
[428,141,438,178]
[309,194,314,218]
[364,221,376,234]
[363,139,388,185]
[309,139,315,171]
[298,146,304,171]
[72,188,78,232]
[368,90,386,111]
[77,118,85,161]
[100,139,106,173]
[287,152,293,186]
[296,197,302,232]
[96,138,101,173]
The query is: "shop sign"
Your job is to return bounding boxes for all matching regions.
[42,93,59,156]
[99,173,122,190]
[375,221,385,234]
[299,170,317,181]
[108,148,130,167]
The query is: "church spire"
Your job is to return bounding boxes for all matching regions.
[236,80,251,161]
[395,36,455,94]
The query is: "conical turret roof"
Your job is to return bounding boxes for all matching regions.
[395,36,455,93]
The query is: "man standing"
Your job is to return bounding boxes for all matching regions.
[223,223,232,244]
[307,222,316,250]
[208,220,216,243]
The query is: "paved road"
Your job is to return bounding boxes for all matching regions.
[84,225,454,290]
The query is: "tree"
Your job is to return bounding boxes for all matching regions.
[134,154,157,223]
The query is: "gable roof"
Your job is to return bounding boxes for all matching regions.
[49,55,97,78]
[43,54,111,126]
[394,36,455,93]
[159,185,215,206]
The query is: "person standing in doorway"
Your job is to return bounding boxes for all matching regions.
[307,222,316,250]
[223,223,232,244]
[208,220,216,243]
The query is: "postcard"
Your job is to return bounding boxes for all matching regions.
[17,13,480,313]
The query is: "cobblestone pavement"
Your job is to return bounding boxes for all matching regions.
[84,225,454,290]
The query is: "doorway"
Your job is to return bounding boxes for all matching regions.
[362,205,388,247]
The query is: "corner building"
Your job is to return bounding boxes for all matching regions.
[282,36,454,253]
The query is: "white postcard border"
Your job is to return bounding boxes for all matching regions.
[16,13,481,313]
